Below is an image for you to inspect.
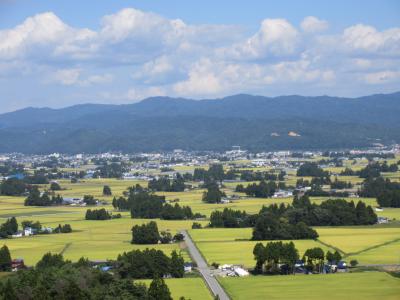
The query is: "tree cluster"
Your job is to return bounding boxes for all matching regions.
[236,180,279,198]
[117,248,184,279]
[148,174,185,192]
[330,178,353,189]
[297,162,329,177]
[83,195,98,205]
[0,252,177,300]
[54,224,73,233]
[131,221,160,244]
[360,177,400,207]
[202,182,225,203]
[261,195,377,226]
[0,178,26,196]
[85,208,112,220]
[193,164,225,182]
[209,208,255,228]
[112,187,196,220]
[239,170,284,182]
[253,241,299,274]
[252,213,318,241]
[0,217,18,238]
[24,187,63,206]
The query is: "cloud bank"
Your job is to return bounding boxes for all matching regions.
[0,8,399,111]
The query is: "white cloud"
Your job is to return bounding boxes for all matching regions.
[0,12,96,60]
[301,16,328,33]
[0,8,400,111]
[221,18,300,61]
[342,24,400,55]
[53,68,81,85]
[173,59,223,96]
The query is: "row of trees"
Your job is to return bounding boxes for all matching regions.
[0,178,27,196]
[85,208,112,220]
[209,208,255,228]
[148,175,186,192]
[24,187,63,206]
[297,162,329,177]
[360,177,400,207]
[113,186,199,220]
[131,221,183,245]
[235,180,282,198]
[253,242,343,275]
[0,251,177,300]
[252,213,318,240]
[260,195,377,226]
[239,170,285,182]
[341,161,398,178]
[117,248,185,279]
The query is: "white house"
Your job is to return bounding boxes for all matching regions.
[24,227,34,236]
[233,267,249,277]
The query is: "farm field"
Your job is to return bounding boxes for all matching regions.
[220,272,400,300]
[0,192,209,265]
[140,278,213,300]
[317,227,400,255]
[189,228,336,267]
[189,225,400,267]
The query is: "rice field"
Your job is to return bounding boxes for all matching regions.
[220,272,400,300]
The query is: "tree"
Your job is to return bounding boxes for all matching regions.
[170,250,184,278]
[50,182,61,191]
[83,195,97,205]
[303,247,325,273]
[0,178,26,196]
[0,217,18,238]
[191,222,202,229]
[85,208,112,220]
[148,277,172,300]
[350,259,358,267]
[0,245,12,271]
[36,252,66,269]
[103,185,112,196]
[202,183,225,203]
[159,231,172,244]
[131,221,160,244]
[21,220,42,231]
[2,280,17,300]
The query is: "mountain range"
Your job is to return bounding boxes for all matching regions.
[1,92,399,153]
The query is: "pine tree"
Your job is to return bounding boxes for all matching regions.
[170,250,184,278]
[0,245,12,271]
[148,277,172,300]
[2,279,17,300]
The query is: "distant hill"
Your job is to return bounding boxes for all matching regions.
[0,92,399,153]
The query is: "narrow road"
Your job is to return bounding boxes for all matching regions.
[181,230,230,300]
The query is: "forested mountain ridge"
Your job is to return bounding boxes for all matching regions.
[0,92,399,153]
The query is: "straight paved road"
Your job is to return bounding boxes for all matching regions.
[181,230,230,300]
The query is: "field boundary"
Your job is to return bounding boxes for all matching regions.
[344,237,400,258]
[60,242,72,256]
[315,239,346,255]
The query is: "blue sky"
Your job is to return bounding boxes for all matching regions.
[0,0,399,112]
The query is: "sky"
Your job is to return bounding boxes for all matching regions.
[0,0,399,113]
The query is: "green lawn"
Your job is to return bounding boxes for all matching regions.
[220,272,400,300]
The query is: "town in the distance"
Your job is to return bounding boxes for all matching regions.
[0,143,399,299]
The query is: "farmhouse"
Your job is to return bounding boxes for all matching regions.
[11,259,25,271]
[184,262,193,272]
